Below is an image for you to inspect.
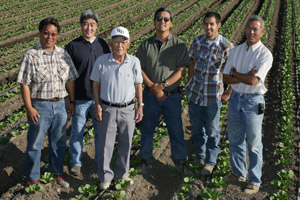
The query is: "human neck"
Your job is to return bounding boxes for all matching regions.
[156,31,169,43]
[113,53,126,64]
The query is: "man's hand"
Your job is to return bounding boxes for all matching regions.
[221,91,231,104]
[135,107,143,123]
[27,107,40,124]
[248,67,258,75]
[94,104,102,121]
[149,83,167,101]
[67,103,75,116]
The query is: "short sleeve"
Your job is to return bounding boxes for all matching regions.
[64,50,79,82]
[133,58,143,84]
[136,43,146,71]
[176,42,190,68]
[255,50,273,82]
[90,57,101,83]
[17,53,33,85]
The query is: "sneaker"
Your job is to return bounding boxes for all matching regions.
[224,173,246,183]
[100,182,111,190]
[175,160,192,175]
[244,184,259,194]
[70,165,81,176]
[26,180,42,187]
[56,174,69,188]
[200,165,214,176]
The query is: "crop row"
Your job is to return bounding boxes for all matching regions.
[269,0,297,199]
[0,0,122,42]
[259,0,276,43]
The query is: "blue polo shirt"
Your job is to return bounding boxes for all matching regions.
[65,36,110,100]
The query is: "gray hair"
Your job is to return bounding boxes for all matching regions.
[80,10,99,24]
[246,15,265,29]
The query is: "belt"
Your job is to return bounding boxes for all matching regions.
[100,99,135,108]
[165,88,180,96]
[48,98,61,102]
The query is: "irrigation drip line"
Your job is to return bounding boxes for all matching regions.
[291,1,300,199]
[0,85,19,98]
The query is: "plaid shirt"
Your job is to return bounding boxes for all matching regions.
[185,34,233,106]
[17,43,78,99]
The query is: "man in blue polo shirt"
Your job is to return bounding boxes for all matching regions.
[65,10,110,176]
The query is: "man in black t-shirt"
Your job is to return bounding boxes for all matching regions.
[65,10,110,176]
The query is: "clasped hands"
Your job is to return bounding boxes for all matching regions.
[149,83,167,101]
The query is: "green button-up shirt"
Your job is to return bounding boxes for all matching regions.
[136,33,189,92]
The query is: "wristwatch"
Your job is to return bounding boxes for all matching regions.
[163,81,169,88]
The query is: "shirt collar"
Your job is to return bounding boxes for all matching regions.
[108,52,129,64]
[205,34,220,46]
[245,40,262,51]
[153,33,173,42]
[36,43,61,56]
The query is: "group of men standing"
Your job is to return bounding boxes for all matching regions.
[17,6,272,195]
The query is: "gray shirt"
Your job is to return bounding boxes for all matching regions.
[90,53,143,103]
[136,33,189,92]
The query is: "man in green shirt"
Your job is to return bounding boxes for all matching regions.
[136,7,189,171]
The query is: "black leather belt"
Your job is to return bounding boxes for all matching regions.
[100,99,135,108]
[165,88,180,96]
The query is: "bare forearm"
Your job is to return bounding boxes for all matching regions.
[66,80,75,101]
[187,59,194,81]
[142,71,154,88]
[20,84,33,110]
[232,71,259,85]
[135,84,143,104]
[165,67,186,86]
[223,74,241,84]
[93,82,101,105]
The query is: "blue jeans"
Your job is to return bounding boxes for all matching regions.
[69,100,98,167]
[138,88,188,164]
[227,91,264,186]
[25,99,67,181]
[188,100,221,166]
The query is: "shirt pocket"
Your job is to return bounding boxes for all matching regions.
[58,61,70,82]
[35,64,49,83]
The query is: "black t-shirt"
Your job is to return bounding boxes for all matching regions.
[65,36,110,100]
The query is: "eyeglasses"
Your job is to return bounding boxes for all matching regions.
[112,40,128,45]
[155,16,171,22]
[43,31,58,37]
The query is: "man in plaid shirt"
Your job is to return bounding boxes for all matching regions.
[17,17,78,188]
[185,12,233,175]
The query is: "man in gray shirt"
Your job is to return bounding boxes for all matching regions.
[136,7,189,172]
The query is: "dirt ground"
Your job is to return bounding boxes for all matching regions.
[0,0,299,199]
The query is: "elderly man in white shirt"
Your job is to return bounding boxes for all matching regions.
[223,15,273,195]
[91,26,143,190]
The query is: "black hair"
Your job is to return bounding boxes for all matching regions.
[38,17,60,33]
[204,12,221,24]
[154,7,173,22]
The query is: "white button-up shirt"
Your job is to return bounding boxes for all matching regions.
[223,41,273,94]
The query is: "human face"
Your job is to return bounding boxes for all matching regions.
[154,11,173,33]
[39,24,58,50]
[81,18,97,41]
[204,17,221,41]
[245,20,265,46]
[109,36,130,57]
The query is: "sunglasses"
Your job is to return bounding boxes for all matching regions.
[43,31,58,37]
[155,16,171,22]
